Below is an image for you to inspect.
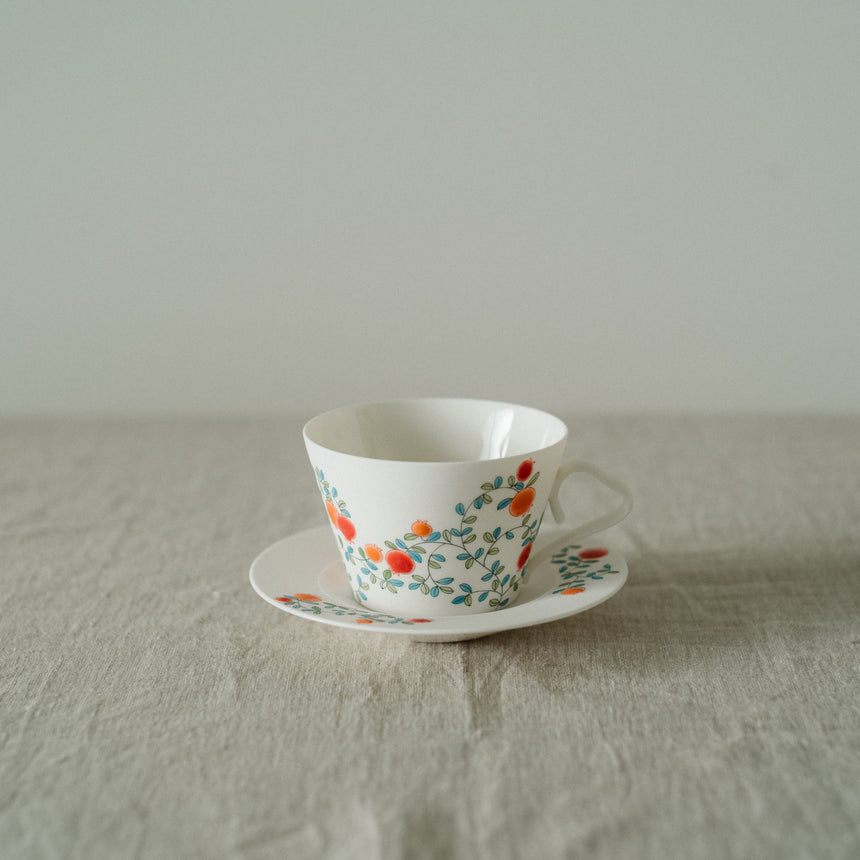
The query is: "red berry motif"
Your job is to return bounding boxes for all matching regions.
[517,459,534,481]
[578,548,609,560]
[517,543,533,569]
[336,515,356,542]
[386,549,415,575]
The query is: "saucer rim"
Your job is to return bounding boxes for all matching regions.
[249,526,628,641]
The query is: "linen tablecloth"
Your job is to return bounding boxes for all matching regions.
[2,414,858,859]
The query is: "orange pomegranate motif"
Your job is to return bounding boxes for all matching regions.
[325,501,338,524]
[509,486,536,517]
[364,544,383,562]
[411,520,433,538]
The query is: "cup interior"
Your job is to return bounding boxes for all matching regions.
[304,398,567,463]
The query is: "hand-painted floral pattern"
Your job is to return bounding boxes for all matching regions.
[275,594,433,625]
[549,545,620,594]
[314,463,544,609]
[317,472,357,543]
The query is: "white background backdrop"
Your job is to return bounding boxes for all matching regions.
[3,1,858,415]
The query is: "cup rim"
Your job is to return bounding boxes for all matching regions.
[303,397,569,466]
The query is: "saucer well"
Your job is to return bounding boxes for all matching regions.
[249,527,628,643]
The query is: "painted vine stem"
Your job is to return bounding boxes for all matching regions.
[549,545,621,594]
[315,463,543,609]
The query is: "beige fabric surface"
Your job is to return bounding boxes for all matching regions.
[1,414,858,859]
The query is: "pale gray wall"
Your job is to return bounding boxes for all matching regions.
[3,1,858,415]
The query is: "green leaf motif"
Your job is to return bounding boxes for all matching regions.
[316,463,542,611]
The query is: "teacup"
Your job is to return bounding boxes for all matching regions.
[303,398,631,617]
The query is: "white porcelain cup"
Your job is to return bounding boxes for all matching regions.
[303,398,632,618]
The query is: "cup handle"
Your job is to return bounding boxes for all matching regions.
[530,460,633,569]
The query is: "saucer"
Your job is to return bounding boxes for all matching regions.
[249,527,628,642]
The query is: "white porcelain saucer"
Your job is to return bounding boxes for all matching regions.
[249,526,628,642]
